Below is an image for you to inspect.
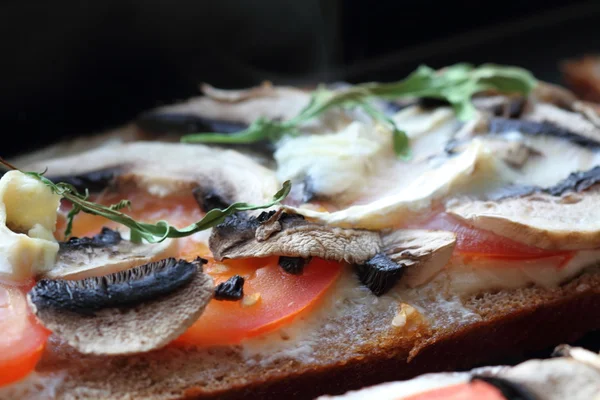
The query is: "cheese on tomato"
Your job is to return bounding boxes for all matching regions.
[287,139,517,229]
[0,171,60,282]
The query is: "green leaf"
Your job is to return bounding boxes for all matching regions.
[0,158,292,244]
[180,63,538,160]
[359,101,410,159]
[180,117,292,145]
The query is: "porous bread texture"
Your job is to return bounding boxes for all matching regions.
[3,267,600,400]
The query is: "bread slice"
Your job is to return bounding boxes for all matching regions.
[319,345,600,400]
[4,79,600,400]
[2,265,600,400]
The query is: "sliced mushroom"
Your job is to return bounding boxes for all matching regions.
[448,185,600,250]
[136,82,311,134]
[214,275,245,301]
[381,229,456,287]
[472,94,526,118]
[211,210,456,293]
[572,101,600,128]
[27,258,213,355]
[355,229,455,295]
[544,165,600,196]
[552,345,600,370]
[525,103,600,145]
[209,211,382,264]
[23,142,280,205]
[485,164,600,200]
[287,139,516,230]
[135,112,248,135]
[200,82,278,103]
[498,356,600,400]
[278,256,308,274]
[45,228,178,280]
[44,167,121,193]
[530,81,579,110]
[487,117,600,149]
[355,253,405,296]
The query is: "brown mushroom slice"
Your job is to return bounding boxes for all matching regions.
[530,81,579,109]
[46,228,178,280]
[525,103,600,145]
[141,82,310,128]
[448,187,600,250]
[209,211,382,264]
[28,258,213,355]
[210,211,456,293]
[381,229,456,287]
[22,142,280,205]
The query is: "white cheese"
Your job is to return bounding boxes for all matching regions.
[393,106,459,163]
[392,106,456,138]
[0,171,60,282]
[497,131,600,188]
[274,121,394,202]
[447,250,600,294]
[287,139,517,230]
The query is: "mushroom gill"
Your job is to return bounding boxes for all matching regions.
[28,258,213,355]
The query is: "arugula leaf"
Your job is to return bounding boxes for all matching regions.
[0,158,291,244]
[181,63,537,158]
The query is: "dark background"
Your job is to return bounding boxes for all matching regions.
[2,0,600,157]
[1,0,600,359]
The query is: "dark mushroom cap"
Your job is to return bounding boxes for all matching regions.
[28,258,214,355]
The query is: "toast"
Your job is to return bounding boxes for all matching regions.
[2,64,600,400]
[319,344,600,399]
[2,268,599,400]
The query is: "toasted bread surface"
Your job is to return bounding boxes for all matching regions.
[2,267,599,400]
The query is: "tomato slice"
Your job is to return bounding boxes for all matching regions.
[400,381,505,400]
[413,212,570,259]
[177,257,342,346]
[0,283,50,387]
[66,189,343,347]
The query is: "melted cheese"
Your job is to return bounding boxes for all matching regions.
[0,171,60,282]
[287,139,516,229]
[274,121,394,203]
[447,250,600,294]
[496,131,600,188]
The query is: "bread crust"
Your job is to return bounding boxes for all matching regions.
[3,268,599,400]
[188,270,600,400]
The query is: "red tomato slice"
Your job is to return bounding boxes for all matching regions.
[65,190,343,347]
[176,257,342,346]
[0,283,50,387]
[413,212,570,259]
[400,380,505,400]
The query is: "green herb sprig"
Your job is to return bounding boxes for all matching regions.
[181,63,537,158]
[0,159,291,244]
